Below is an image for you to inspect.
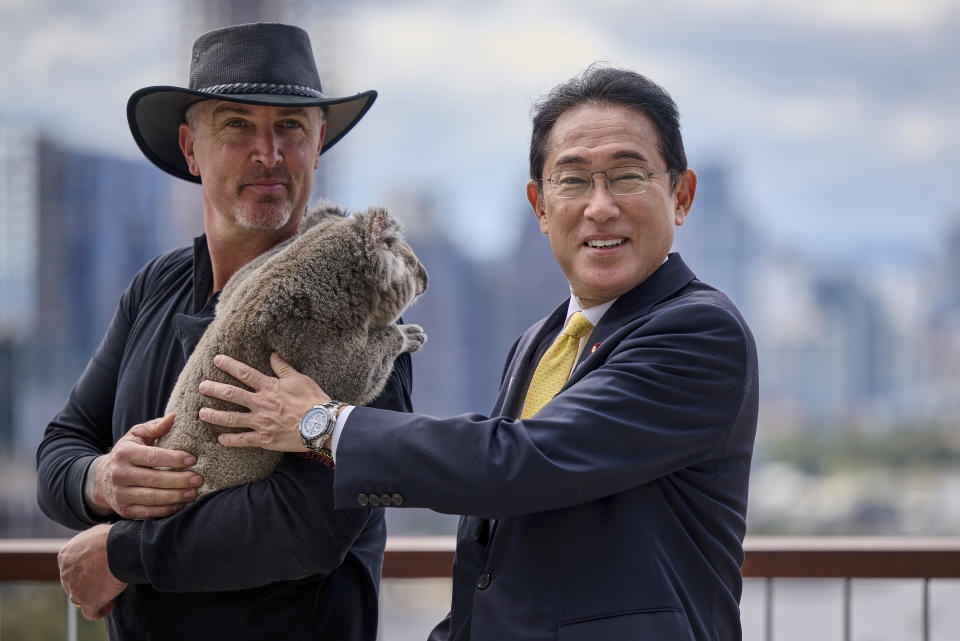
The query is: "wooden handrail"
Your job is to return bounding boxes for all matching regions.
[380,535,457,579]
[742,536,960,578]
[0,539,63,581]
[3,536,960,582]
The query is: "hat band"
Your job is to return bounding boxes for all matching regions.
[196,82,325,98]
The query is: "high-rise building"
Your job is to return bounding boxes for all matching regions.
[2,127,183,470]
[925,214,960,419]
[0,121,38,448]
[935,214,960,317]
[1,135,182,460]
[0,122,39,338]
[814,273,896,411]
[673,163,759,321]
[32,139,178,382]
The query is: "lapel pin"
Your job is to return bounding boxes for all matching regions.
[590,343,601,354]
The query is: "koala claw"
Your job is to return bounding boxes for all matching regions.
[400,324,427,352]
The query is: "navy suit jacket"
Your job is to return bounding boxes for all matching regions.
[334,254,758,641]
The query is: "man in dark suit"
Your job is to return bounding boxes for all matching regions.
[204,65,759,640]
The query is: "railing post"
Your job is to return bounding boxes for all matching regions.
[764,577,773,641]
[843,578,851,641]
[65,592,77,641]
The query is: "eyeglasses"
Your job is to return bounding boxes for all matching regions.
[543,166,673,199]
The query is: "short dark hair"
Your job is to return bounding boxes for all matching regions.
[529,64,687,189]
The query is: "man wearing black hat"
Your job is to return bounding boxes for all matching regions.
[36,23,406,640]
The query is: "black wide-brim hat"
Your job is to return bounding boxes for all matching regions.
[127,22,376,183]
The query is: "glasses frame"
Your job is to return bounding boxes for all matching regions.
[542,166,674,199]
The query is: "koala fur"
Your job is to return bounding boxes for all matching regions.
[157,202,428,495]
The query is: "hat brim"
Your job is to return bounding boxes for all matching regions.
[127,86,377,183]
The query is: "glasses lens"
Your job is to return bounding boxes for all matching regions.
[549,170,592,198]
[606,167,649,195]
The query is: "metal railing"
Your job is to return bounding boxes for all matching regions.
[3,536,960,640]
[743,537,960,641]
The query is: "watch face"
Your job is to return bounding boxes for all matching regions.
[301,408,331,439]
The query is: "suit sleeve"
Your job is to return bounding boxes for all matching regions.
[35,277,142,530]
[105,352,413,592]
[334,300,754,518]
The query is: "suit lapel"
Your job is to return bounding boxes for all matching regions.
[494,301,568,419]
[497,254,699,409]
[571,253,697,374]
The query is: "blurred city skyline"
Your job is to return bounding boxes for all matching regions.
[2,0,960,547]
[1,0,957,262]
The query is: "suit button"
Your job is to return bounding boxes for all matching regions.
[391,493,404,506]
[357,494,369,507]
[379,493,392,506]
[368,493,381,507]
[477,572,491,590]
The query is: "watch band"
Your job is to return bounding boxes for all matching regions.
[299,401,343,453]
[321,400,346,420]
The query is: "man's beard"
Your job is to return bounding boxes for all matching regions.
[233,168,295,231]
[233,197,293,231]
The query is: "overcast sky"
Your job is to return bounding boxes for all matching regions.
[2,0,957,262]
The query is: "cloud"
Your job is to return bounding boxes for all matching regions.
[350,4,625,97]
[893,108,959,160]
[688,0,956,30]
[0,1,177,154]
[0,0,33,10]
[22,18,115,75]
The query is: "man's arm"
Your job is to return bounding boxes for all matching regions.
[104,352,412,593]
[37,271,203,529]
[334,299,755,518]
[198,298,754,520]
[36,294,131,529]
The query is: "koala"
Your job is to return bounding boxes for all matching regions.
[157,202,428,495]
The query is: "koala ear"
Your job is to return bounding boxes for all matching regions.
[301,200,347,233]
[355,207,412,289]
[356,207,402,254]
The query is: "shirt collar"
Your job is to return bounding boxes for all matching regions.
[564,255,670,328]
[191,235,215,314]
[565,292,616,328]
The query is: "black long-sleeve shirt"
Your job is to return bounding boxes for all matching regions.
[36,235,413,641]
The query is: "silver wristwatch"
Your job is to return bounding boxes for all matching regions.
[299,400,346,453]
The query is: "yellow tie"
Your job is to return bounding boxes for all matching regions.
[520,312,594,419]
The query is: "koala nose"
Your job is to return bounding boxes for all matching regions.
[416,263,428,295]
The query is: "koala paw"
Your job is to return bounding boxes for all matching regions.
[400,324,427,353]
